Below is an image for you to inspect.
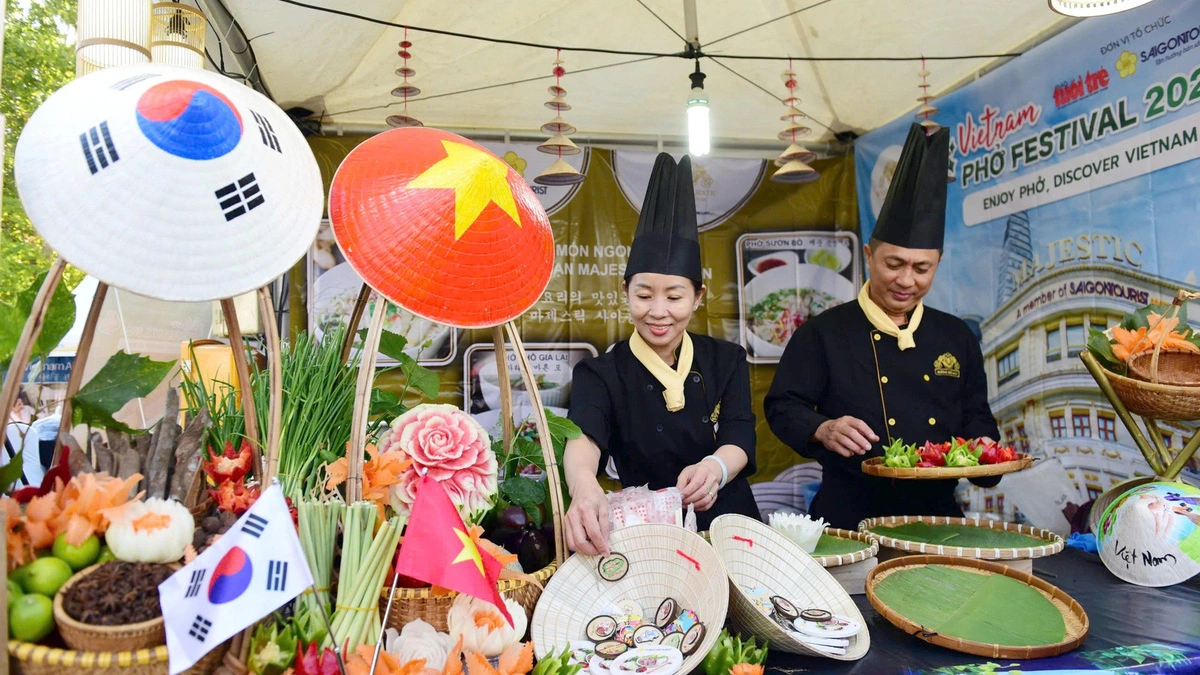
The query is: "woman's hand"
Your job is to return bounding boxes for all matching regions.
[677,459,723,512]
[564,478,611,556]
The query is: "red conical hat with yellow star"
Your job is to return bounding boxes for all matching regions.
[329,127,555,328]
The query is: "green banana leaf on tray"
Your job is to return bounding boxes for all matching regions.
[868,522,1049,549]
[872,565,1067,647]
[812,533,873,557]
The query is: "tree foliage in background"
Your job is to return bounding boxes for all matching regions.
[1,0,79,306]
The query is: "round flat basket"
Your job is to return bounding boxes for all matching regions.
[382,561,558,632]
[1128,350,1200,386]
[861,454,1032,479]
[8,639,227,675]
[530,524,727,675]
[811,528,879,568]
[53,563,166,652]
[711,515,869,660]
[1099,366,1200,420]
[860,516,1064,561]
[866,555,1089,659]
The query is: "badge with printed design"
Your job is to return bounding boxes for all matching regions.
[934,352,960,378]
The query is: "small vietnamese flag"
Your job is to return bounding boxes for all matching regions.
[395,473,513,625]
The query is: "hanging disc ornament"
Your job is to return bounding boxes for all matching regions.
[14,63,322,302]
[329,127,554,328]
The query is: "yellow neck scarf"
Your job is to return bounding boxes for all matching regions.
[629,330,694,412]
[858,282,924,351]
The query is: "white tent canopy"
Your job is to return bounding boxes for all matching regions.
[216,0,1076,153]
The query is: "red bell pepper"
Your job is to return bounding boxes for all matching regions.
[295,641,341,675]
[203,440,254,484]
[978,446,1005,465]
[918,441,947,467]
[11,447,71,503]
[209,480,261,515]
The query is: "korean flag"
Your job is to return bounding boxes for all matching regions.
[158,484,312,674]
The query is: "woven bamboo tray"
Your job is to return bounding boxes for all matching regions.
[8,639,228,675]
[812,528,879,568]
[861,454,1032,479]
[381,561,558,632]
[865,555,1089,659]
[52,563,166,652]
[530,524,727,675]
[1097,364,1200,420]
[711,515,869,660]
[860,516,1064,560]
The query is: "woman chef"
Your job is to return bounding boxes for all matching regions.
[562,153,760,555]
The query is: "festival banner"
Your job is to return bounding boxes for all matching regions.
[855,0,1200,518]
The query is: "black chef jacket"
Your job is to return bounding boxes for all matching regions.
[764,301,1001,529]
[568,332,760,531]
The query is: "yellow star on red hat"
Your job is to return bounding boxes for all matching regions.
[407,140,523,240]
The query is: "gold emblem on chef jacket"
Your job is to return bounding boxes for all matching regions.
[710,402,721,423]
[934,352,961,378]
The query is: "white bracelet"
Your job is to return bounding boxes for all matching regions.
[702,455,728,489]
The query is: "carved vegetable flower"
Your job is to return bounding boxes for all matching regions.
[384,404,498,524]
[447,594,526,657]
[105,498,195,564]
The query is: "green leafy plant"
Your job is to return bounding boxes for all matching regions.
[700,630,768,675]
[178,342,247,458]
[362,328,440,423]
[531,646,584,675]
[492,411,581,527]
[71,351,175,433]
[0,271,76,369]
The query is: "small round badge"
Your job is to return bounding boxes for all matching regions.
[586,615,618,641]
[799,608,833,623]
[596,640,629,660]
[771,596,799,621]
[598,553,630,581]
[660,631,684,650]
[680,623,706,656]
[793,613,861,638]
[654,598,677,628]
[617,599,644,619]
[632,625,665,646]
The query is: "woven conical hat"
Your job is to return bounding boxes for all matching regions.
[14,63,322,302]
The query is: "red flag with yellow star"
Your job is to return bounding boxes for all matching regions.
[394,473,513,625]
[328,127,554,329]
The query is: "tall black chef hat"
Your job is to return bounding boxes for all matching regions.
[624,153,703,285]
[872,123,950,251]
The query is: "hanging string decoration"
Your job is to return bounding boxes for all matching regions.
[772,59,819,184]
[915,57,955,182]
[535,50,586,186]
[387,28,423,128]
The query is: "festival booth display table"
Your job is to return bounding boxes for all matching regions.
[3,62,322,674]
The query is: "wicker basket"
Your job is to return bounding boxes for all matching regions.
[1128,350,1200,386]
[8,639,228,675]
[710,515,869,660]
[860,516,1064,561]
[380,561,559,632]
[865,555,1089,659]
[1099,365,1200,421]
[52,563,170,652]
[813,528,879,568]
[530,524,728,675]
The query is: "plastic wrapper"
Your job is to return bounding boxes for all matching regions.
[607,485,696,532]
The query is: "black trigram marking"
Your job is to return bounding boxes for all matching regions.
[266,560,288,591]
[240,512,268,538]
[185,568,207,599]
[214,173,265,222]
[80,122,119,175]
[188,615,213,642]
[111,73,159,91]
[250,110,281,153]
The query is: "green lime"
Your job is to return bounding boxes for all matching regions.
[7,579,23,610]
[20,557,73,597]
[808,249,841,270]
[96,544,116,564]
[52,533,101,571]
[9,593,54,642]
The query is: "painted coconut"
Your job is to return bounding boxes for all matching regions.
[1097,481,1200,587]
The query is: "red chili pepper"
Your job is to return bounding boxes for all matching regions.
[918,441,946,467]
[209,479,261,515]
[11,446,72,503]
[295,641,341,675]
[202,440,254,484]
[979,446,1005,465]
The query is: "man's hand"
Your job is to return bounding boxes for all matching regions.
[815,416,879,457]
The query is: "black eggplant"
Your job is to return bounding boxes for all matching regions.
[517,523,552,571]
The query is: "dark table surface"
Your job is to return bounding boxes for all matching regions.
[765,548,1200,674]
